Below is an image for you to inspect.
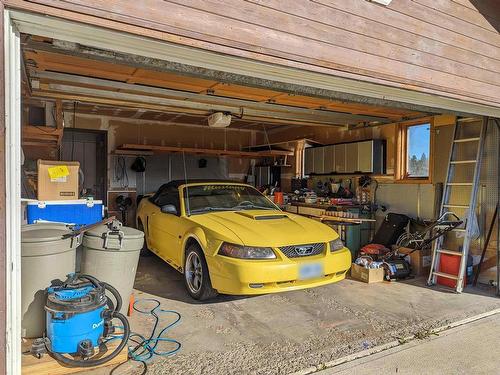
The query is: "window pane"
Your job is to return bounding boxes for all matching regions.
[407,124,430,177]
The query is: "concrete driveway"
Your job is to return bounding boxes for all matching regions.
[99,255,500,375]
[321,313,500,375]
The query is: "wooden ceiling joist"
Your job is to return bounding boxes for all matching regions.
[23,39,430,118]
[117,144,293,158]
[23,40,428,134]
[31,71,389,126]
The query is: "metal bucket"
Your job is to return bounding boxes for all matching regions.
[21,223,78,338]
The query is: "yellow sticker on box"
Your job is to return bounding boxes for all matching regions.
[47,165,70,181]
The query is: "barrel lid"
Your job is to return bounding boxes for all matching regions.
[21,223,74,243]
[85,223,144,240]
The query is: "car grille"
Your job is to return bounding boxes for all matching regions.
[279,243,325,258]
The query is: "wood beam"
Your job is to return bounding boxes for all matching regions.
[33,90,347,129]
[55,99,63,146]
[32,71,388,125]
[43,82,366,126]
[71,111,262,134]
[21,39,453,116]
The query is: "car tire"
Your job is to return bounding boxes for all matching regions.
[183,244,218,301]
[137,221,152,257]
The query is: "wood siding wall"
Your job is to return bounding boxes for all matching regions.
[6,0,500,109]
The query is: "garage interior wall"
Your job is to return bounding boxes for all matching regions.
[60,113,255,189]
[265,116,499,270]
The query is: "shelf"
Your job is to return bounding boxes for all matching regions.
[22,125,63,148]
[112,149,154,156]
[117,144,293,159]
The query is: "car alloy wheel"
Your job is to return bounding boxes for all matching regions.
[183,244,218,301]
[185,251,203,294]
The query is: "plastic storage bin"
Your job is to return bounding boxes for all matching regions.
[21,223,78,338]
[80,220,144,314]
[26,199,104,228]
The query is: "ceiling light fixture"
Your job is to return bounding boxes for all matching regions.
[208,112,232,128]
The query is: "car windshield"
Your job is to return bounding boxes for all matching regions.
[184,184,278,215]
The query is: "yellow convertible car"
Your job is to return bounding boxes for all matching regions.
[137,180,351,300]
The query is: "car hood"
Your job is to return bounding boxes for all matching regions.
[188,210,338,247]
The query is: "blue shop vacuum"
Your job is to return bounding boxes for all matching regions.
[31,274,130,367]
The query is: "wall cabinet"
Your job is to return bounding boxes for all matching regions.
[345,142,358,173]
[334,144,346,173]
[357,141,374,173]
[313,147,324,174]
[324,145,335,174]
[304,140,385,175]
[304,147,315,175]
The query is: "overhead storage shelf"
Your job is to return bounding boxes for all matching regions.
[117,144,293,158]
[22,125,63,148]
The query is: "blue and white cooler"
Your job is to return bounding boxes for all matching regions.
[26,199,104,228]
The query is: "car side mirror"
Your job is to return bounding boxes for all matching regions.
[160,204,177,215]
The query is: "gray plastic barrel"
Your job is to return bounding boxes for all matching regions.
[21,223,78,338]
[80,221,144,314]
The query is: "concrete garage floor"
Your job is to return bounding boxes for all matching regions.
[103,255,500,375]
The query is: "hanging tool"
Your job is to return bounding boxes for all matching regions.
[427,117,488,293]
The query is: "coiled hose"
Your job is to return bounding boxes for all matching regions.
[128,298,182,362]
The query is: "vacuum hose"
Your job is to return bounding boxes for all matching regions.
[46,274,130,367]
[79,274,123,313]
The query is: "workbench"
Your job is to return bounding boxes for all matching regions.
[284,202,373,256]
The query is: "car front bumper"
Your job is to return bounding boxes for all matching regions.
[207,247,351,295]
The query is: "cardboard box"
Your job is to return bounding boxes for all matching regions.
[37,160,79,200]
[397,247,431,276]
[350,263,385,283]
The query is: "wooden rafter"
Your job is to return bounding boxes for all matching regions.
[31,71,389,126]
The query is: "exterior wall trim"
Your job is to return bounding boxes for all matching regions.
[4,9,22,375]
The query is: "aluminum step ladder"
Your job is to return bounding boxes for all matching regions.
[427,117,488,293]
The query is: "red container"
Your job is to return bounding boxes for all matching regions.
[274,192,284,205]
[437,253,466,288]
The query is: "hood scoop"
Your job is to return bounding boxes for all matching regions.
[236,211,289,220]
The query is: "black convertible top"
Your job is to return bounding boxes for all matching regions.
[149,179,247,206]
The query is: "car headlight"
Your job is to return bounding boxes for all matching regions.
[329,238,344,252]
[218,242,276,259]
